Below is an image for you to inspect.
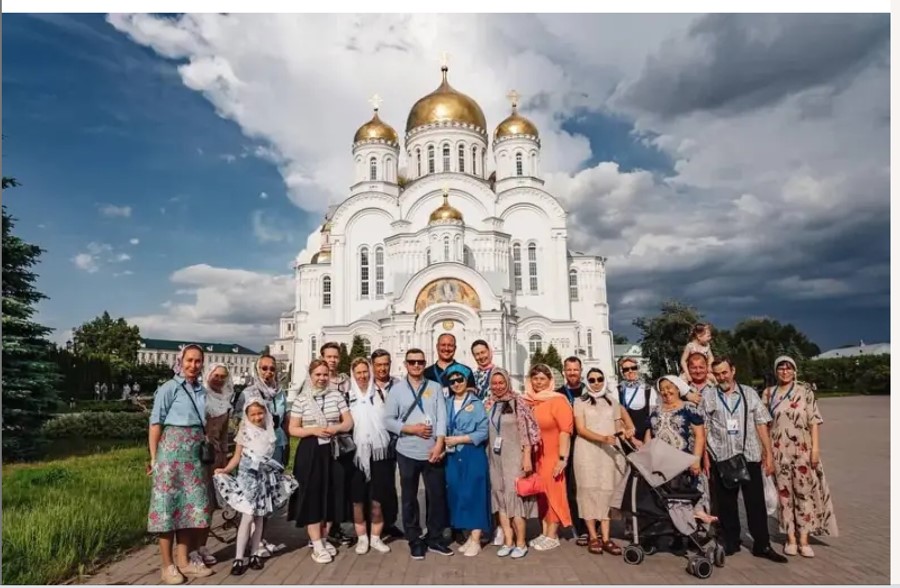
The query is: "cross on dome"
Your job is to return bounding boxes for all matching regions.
[440,50,450,70]
[368,93,383,111]
[506,89,520,110]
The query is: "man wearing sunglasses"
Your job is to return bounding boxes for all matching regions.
[617,357,657,442]
[555,356,588,542]
[424,333,476,392]
[383,348,452,560]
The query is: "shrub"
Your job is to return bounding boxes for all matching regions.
[800,355,890,395]
[43,412,147,440]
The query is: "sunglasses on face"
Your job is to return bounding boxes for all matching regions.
[260,366,276,373]
[406,359,426,366]
[448,377,465,385]
[621,366,638,373]
[587,377,604,384]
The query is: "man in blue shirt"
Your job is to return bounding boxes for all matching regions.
[383,348,452,560]
[423,333,476,390]
[556,356,588,542]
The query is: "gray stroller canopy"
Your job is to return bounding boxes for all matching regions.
[623,438,697,488]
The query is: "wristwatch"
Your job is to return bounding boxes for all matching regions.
[558,455,567,462]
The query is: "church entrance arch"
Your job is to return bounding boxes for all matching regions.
[415,304,480,366]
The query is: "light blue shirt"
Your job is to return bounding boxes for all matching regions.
[384,378,447,461]
[446,392,489,447]
[150,376,207,427]
[236,387,289,448]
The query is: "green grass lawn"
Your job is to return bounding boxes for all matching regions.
[2,446,151,584]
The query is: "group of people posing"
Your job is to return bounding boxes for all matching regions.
[146,331,838,584]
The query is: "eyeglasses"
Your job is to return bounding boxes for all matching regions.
[448,377,465,385]
[776,365,795,371]
[587,377,604,383]
[259,366,276,373]
[406,359,426,366]
[621,366,639,373]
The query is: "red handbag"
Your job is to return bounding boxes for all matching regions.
[515,473,545,497]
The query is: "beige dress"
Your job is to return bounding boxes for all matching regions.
[762,382,838,537]
[573,394,626,521]
[487,400,537,519]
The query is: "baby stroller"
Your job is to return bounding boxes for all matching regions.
[611,437,725,579]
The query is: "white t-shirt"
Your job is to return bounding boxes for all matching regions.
[619,383,659,411]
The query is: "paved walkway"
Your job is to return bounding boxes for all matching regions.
[92,396,890,584]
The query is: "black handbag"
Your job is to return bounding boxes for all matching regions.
[332,433,357,459]
[710,386,750,489]
[178,381,216,465]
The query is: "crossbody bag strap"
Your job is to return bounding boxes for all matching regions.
[178,380,207,435]
[400,383,427,425]
[739,385,748,453]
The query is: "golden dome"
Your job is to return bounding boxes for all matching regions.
[495,109,539,140]
[429,192,464,224]
[406,66,486,134]
[311,250,331,264]
[353,109,398,145]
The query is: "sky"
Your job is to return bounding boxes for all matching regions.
[2,13,889,353]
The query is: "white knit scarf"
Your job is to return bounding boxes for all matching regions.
[349,372,392,480]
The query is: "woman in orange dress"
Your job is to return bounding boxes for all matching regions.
[524,363,574,552]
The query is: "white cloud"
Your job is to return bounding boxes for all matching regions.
[128,263,293,349]
[72,253,99,273]
[251,209,294,244]
[71,242,132,273]
[130,238,140,245]
[259,191,268,200]
[115,253,132,262]
[99,204,132,218]
[220,153,237,163]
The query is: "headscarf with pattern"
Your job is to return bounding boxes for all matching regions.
[484,367,542,447]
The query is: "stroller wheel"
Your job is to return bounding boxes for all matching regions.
[687,556,713,579]
[713,544,725,567]
[640,540,657,556]
[623,545,644,565]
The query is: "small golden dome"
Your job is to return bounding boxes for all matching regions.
[311,250,331,264]
[429,192,464,224]
[406,66,486,134]
[495,91,539,140]
[353,109,398,145]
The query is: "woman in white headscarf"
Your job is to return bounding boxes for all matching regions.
[192,362,234,566]
[762,356,837,557]
[346,357,394,555]
[215,396,298,575]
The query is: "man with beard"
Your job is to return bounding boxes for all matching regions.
[556,356,588,542]
[371,348,404,540]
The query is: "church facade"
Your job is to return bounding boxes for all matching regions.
[272,65,614,386]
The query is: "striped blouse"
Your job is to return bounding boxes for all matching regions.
[290,389,348,427]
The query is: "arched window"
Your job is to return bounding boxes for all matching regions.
[426,247,432,265]
[385,156,393,182]
[458,144,466,173]
[361,337,372,356]
[375,246,384,297]
[515,152,523,176]
[528,243,538,292]
[463,246,472,268]
[369,156,377,180]
[472,146,478,175]
[322,276,332,308]
[512,243,522,293]
[310,335,317,361]
[443,236,450,262]
[569,269,578,301]
[528,334,543,355]
[427,145,435,174]
[442,144,450,171]
[360,247,370,297]
[587,329,594,359]
[416,148,422,177]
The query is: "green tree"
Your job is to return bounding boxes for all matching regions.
[337,342,351,374]
[543,344,563,372]
[729,317,820,359]
[348,335,368,361]
[72,311,141,367]
[2,178,62,460]
[633,300,705,379]
[530,347,546,367]
[613,333,629,345]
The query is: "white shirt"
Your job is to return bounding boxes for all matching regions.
[619,382,659,411]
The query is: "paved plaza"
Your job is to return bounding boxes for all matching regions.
[92,396,890,585]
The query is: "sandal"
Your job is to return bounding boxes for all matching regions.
[602,540,622,556]
[588,538,604,554]
[576,534,590,547]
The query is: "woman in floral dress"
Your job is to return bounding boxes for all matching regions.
[762,356,838,558]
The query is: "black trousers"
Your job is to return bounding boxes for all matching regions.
[565,446,587,536]
[711,460,770,553]
[397,453,448,545]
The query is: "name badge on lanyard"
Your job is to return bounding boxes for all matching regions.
[718,389,741,436]
[490,403,503,454]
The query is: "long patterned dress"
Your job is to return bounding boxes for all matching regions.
[762,382,838,537]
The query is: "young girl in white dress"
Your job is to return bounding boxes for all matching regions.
[214,396,298,576]
[679,323,714,379]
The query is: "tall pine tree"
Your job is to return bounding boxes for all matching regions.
[2,177,61,460]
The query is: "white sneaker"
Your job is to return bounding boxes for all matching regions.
[493,528,505,546]
[464,541,482,557]
[355,535,370,555]
[528,534,547,548]
[160,564,185,585]
[370,536,391,553]
[323,541,337,556]
[497,545,514,557]
[533,536,560,551]
[311,549,332,564]
[510,546,528,559]
[457,538,472,553]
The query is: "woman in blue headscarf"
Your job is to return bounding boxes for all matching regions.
[443,363,491,557]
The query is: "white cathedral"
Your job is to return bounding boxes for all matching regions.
[272,64,614,386]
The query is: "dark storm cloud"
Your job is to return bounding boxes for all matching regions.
[616,13,889,118]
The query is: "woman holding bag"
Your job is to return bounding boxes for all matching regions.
[485,368,540,559]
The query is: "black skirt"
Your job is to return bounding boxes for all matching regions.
[370,456,398,520]
[287,437,333,527]
[331,450,357,523]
